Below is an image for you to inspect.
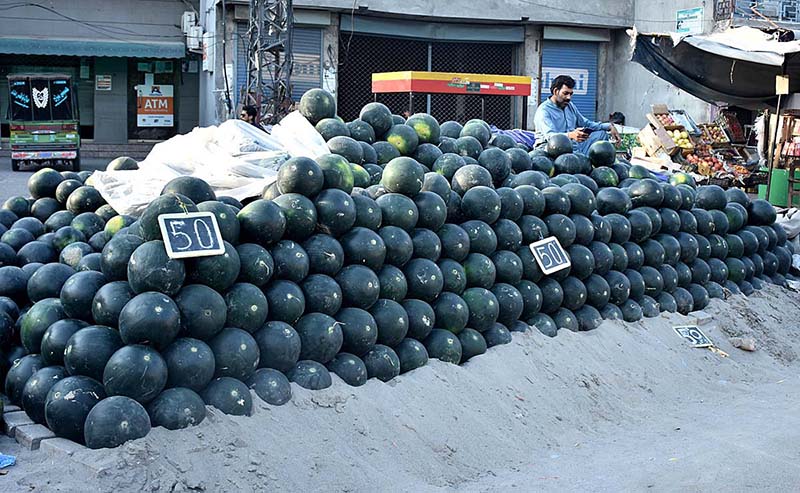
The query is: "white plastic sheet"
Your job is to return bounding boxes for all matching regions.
[270,111,329,159]
[91,113,329,216]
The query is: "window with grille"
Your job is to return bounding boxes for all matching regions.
[734,0,800,23]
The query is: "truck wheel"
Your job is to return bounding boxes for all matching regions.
[72,158,80,172]
[11,159,20,172]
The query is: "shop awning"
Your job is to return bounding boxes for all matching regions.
[0,37,186,59]
[630,27,800,109]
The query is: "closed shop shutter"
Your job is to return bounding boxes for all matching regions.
[236,22,249,105]
[236,24,322,105]
[540,41,598,121]
[290,28,322,101]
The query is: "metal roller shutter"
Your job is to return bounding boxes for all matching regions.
[290,28,323,100]
[236,22,249,105]
[236,24,322,105]
[540,41,598,121]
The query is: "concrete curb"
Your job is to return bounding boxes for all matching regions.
[3,402,86,454]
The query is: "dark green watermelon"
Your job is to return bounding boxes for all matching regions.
[201,376,253,415]
[423,329,462,364]
[161,176,216,204]
[545,134,572,158]
[253,321,302,372]
[103,345,167,403]
[147,387,207,430]
[161,337,215,392]
[359,102,393,137]
[137,193,197,241]
[44,375,106,443]
[118,292,180,349]
[299,88,336,124]
[347,119,376,144]
[588,140,616,166]
[326,353,368,387]
[127,240,185,296]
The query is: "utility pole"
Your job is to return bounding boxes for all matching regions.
[242,0,293,125]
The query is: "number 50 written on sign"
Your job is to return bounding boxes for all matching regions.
[158,212,225,259]
[529,236,571,275]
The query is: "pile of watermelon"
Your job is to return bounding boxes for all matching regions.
[0,88,793,450]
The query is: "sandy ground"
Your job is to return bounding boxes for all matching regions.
[1,284,799,492]
[3,159,800,491]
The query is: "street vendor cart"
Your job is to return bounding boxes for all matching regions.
[371,71,532,121]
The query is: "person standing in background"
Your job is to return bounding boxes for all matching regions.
[240,105,266,132]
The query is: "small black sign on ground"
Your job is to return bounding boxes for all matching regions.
[158,212,225,259]
[673,325,713,348]
[529,236,571,275]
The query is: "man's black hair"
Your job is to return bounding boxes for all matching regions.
[609,112,626,125]
[550,75,576,95]
[242,105,258,118]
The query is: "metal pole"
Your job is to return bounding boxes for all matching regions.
[522,96,528,130]
[426,42,432,114]
[765,93,783,202]
[409,92,413,115]
[481,97,485,121]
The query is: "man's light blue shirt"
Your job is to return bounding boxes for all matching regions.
[533,98,611,148]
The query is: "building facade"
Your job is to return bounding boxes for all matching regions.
[201,0,635,129]
[204,1,800,131]
[0,0,201,151]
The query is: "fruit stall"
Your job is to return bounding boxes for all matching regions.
[627,104,764,190]
[0,87,793,454]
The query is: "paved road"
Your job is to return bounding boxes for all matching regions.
[0,157,108,204]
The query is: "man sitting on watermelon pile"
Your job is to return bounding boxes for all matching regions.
[533,74,620,154]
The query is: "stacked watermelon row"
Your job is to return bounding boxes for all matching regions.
[0,88,792,450]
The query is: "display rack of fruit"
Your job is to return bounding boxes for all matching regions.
[669,110,701,135]
[685,153,723,176]
[713,149,745,169]
[614,133,640,154]
[699,124,730,145]
[693,143,712,158]
[668,129,694,152]
[655,113,676,127]
[718,112,745,143]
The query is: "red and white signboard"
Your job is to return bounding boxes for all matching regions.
[137,84,174,127]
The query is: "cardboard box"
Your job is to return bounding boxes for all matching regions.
[651,103,670,115]
[647,112,684,132]
[638,124,679,157]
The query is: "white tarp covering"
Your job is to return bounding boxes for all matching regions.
[90,114,329,216]
[676,26,800,67]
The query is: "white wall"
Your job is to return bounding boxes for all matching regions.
[602,0,715,128]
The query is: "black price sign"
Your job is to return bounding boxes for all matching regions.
[529,236,571,275]
[673,325,713,348]
[158,212,225,259]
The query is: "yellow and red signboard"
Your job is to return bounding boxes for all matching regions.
[372,71,532,96]
[137,84,174,127]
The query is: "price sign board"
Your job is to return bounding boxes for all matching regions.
[529,236,571,275]
[673,325,713,348]
[158,212,225,259]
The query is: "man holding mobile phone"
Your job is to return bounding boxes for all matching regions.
[533,74,619,153]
